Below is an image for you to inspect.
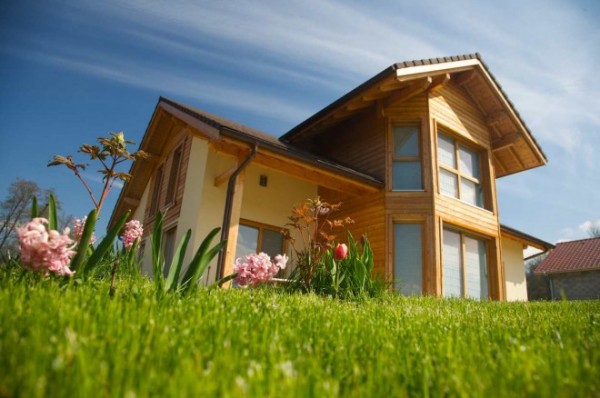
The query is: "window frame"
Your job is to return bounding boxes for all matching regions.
[441,226,490,299]
[393,221,424,296]
[149,165,164,216]
[165,145,183,206]
[390,124,423,192]
[437,130,485,208]
[236,219,287,257]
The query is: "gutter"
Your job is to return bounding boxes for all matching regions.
[215,143,258,279]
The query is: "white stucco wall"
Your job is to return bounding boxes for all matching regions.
[502,237,528,301]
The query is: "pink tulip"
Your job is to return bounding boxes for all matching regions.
[334,243,348,261]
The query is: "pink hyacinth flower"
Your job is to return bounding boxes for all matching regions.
[121,219,143,249]
[18,217,76,277]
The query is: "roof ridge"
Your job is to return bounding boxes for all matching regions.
[556,236,600,245]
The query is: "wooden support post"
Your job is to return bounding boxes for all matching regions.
[220,170,246,287]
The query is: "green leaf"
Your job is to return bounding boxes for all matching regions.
[83,210,129,275]
[164,229,191,293]
[48,194,58,230]
[31,196,38,219]
[70,209,98,271]
[151,212,164,291]
[181,228,225,294]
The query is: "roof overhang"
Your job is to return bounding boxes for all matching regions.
[500,224,554,252]
[282,54,547,178]
[109,98,384,227]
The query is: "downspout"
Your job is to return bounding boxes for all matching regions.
[215,143,258,279]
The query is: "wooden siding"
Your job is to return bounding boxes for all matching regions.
[143,130,192,236]
[429,82,491,148]
[310,108,386,179]
[318,187,386,277]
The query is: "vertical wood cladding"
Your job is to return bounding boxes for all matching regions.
[317,187,387,277]
[312,108,386,179]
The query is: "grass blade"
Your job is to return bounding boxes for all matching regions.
[70,209,98,271]
[48,193,58,230]
[151,212,164,291]
[83,210,129,275]
[164,229,191,293]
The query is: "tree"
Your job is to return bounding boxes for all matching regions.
[0,179,62,260]
[588,224,600,238]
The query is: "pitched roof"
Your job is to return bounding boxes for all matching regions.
[281,53,547,178]
[160,97,384,187]
[535,237,600,274]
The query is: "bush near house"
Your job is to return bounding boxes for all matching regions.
[1,273,598,397]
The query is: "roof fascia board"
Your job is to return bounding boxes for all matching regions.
[395,59,481,81]
[159,101,220,140]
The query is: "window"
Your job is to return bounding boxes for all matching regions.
[162,226,177,277]
[235,220,285,260]
[165,146,183,205]
[149,165,164,216]
[438,133,484,207]
[394,223,422,295]
[392,126,422,190]
[442,228,488,299]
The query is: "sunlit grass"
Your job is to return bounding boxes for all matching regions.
[1,274,598,397]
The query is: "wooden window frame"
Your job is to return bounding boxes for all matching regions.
[390,124,423,191]
[238,219,288,255]
[149,165,164,216]
[441,225,490,299]
[392,220,425,295]
[165,145,183,206]
[437,130,485,208]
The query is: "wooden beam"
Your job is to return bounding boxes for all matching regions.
[454,70,477,86]
[214,165,237,187]
[429,73,451,93]
[221,170,246,288]
[492,133,520,152]
[485,110,508,126]
[384,76,432,108]
[123,197,140,206]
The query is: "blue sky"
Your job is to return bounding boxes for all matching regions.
[0,0,598,244]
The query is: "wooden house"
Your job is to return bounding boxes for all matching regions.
[109,53,551,300]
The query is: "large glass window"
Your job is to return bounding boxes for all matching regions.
[438,132,484,207]
[394,223,422,295]
[442,228,488,299]
[235,221,285,260]
[392,126,422,191]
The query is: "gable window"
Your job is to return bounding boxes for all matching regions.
[438,133,483,207]
[149,165,164,216]
[392,126,422,191]
[442,228,488,299]
[235,220,285,260]
[394,223,423,295]
[165,145,183,205]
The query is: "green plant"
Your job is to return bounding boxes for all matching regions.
[309,233,385,298]
[48,132,146,215]
[150,211,226,296]
[284,197,353,290]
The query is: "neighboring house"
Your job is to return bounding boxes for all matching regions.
[109,53,550,301]
[534,237,600,300]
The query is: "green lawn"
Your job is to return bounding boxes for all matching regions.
[1,275,598,397]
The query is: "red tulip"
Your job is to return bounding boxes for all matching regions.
[334,243,348,260]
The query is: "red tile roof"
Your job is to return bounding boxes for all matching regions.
[535,237,600,274]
